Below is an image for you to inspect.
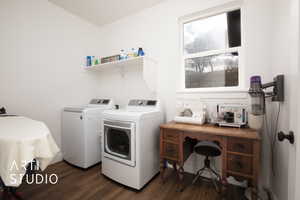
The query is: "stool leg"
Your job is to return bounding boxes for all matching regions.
[210,167,222,181]
[192,167,205,185]
[208,169,220,193]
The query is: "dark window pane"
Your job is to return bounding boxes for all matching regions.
[185,52,239,88]
[183,9,241,54]
[227,10,241,47]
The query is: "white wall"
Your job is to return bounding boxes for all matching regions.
[0,0,104,161]
[95,0,274,187]
[269,0,299,199]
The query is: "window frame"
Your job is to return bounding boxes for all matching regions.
[178,1,246,93]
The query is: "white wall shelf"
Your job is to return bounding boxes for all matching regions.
[84,56,157,92]
[84,56,143,71]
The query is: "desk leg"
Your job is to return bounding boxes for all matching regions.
[172,162,177,171]
[178,165,184,192]
[221,137,227,181]
[160,159,167,183]
[251,180,259,200]
[220,137,228,198]
[252,141,260,200]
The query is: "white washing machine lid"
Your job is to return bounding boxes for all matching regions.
[64,105,114,113]
[63,105,88,113]
[64,98,114,112]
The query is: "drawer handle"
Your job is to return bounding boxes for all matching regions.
[165,148,177,156]
[166,147,176,151]
[166,134,177,138]
[235,143,245,150]
[166,149,175,154]
[167,134,175,138]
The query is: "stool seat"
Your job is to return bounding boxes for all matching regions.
[194,141,221,157]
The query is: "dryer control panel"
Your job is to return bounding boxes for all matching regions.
[128,100,157,106]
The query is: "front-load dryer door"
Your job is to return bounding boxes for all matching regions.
[103,120,136,167]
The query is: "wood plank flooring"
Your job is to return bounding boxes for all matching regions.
[17,162,244,200]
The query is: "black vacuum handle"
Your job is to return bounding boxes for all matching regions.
[278,131,294,144]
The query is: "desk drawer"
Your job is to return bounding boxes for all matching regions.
[227,154,253,175]
[228,138,253,154]
[163,142,179,160]
[163,130,179,142]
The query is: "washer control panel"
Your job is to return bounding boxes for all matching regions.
[89,99,111,105]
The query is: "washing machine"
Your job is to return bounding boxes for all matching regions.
[62,98,114,168]
[101,99,163,189]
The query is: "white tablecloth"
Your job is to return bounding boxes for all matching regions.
[0,116,60,187]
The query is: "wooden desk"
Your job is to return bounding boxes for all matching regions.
[160,121,261,192]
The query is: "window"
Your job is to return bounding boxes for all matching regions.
[181,9,242,89]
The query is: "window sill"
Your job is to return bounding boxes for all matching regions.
[177,87,247,93]
[176,87,249,99]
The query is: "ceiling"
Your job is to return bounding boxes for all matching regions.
[49,0,165,26]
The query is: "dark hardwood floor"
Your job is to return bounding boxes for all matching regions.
[17,162,244,200]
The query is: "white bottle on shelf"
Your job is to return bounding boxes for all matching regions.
[120,49,127,60]
[128,48,137,58]
[91,56,95,66]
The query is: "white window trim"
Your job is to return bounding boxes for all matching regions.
[177,0,246,94]
[183,47,240,59]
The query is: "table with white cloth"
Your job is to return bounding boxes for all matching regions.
[0,116,60,188]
